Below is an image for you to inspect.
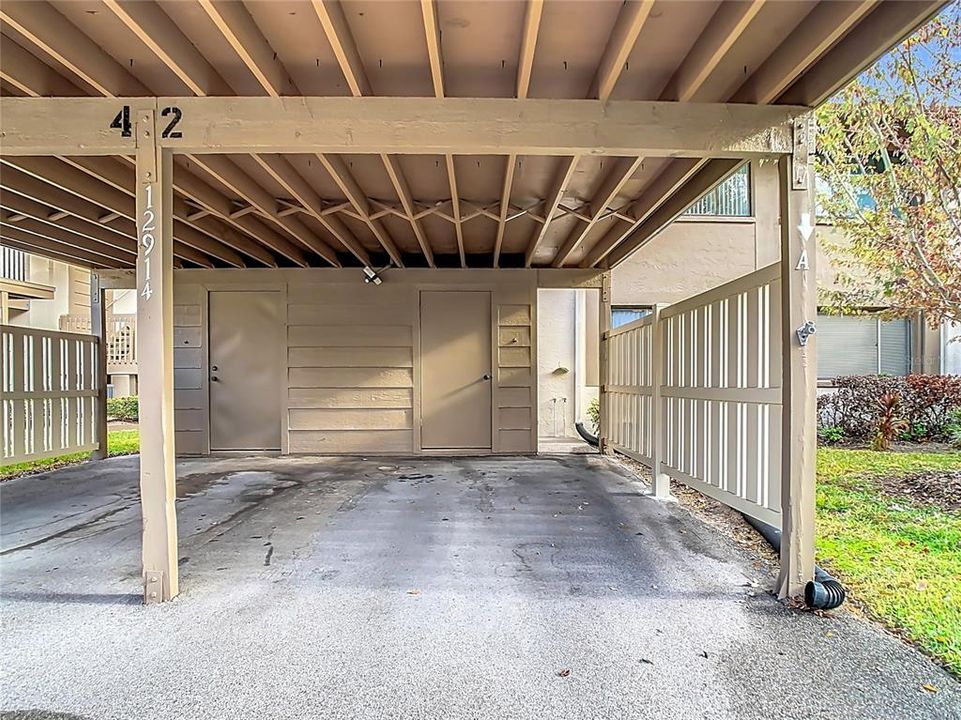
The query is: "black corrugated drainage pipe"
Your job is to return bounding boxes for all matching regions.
[740,513,846,610]
[575,421,599,447]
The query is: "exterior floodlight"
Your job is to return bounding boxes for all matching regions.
[363,266,383,285]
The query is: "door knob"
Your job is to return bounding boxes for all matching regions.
[211,376,219,382]
[482,373,492,381]
[211,365,218,371]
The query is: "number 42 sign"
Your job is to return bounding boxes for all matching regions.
[109,105,183,139]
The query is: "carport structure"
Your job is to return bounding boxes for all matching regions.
[0,0,944,604]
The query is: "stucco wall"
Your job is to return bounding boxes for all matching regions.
[611,159,780,306]
[536,289,576,437]
[9,256,89,331]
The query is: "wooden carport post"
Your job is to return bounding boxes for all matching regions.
[649,303,670,499]
[598,271,612,454]
[136,109,179,603]
[777,116,817,599]
[90,273,108,461]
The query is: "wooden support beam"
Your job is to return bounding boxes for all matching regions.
[89,273,108,461]
[551,156,643,267]
[134,108,179,604]
[605,159,742,267]
[2,157,244,266]
[517,0,544,99]
[0,0,149,96]
[597,272,612,453]
[0,173,213,268]
[661,0,766,102]
[178,156,340,267]
[197,0,291,96]
[0,225,127,268]
[381,155,436,267]
[314,0,434,266]
[0,216,134,265]
[776,128,817,599]
[0,34,84,97]
[0,190,134,254]
[445,156,466,267]
[316,153,403,266]
[492,154,518,267]
[0,97,803,157]
[253,154,370,265]
[777,1,945,106]
[170,162,309,267]
[590,0,655,100]
[312,0,373,96]
[103,0,233,96]
[579,158,706,268]
[732,0,878,104]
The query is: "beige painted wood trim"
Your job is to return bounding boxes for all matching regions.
[135,109,179,603]
[89,274,108,461]
[0,97,804,158]
[776,151,817,599]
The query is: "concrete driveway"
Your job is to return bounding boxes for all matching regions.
[1,454,958,720]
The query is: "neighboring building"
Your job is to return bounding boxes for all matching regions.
[541,159,954,437]
[0,246,139,396]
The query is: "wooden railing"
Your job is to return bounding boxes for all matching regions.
[59,313,138,374]
[1,325,101,464]
[1,246,27,282]
[604,264,782,527]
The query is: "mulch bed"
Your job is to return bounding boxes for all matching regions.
[877,469,961,513]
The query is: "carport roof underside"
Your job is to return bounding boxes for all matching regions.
[0,0,944,271]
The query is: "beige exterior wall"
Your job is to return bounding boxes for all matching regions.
[612,159,780,305]
[536,289,576,438]
[172,268,538,456]
[8,256,90,331]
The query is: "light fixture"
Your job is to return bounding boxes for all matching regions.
[363,265,384,285]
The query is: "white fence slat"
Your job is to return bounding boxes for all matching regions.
[604,264,783,527]
[1,326,101,465]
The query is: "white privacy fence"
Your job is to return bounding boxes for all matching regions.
[604,264,783,527]
[2,325,102,464]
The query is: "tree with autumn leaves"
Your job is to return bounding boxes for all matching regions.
[816,2,960,327]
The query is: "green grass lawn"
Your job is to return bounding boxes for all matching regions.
[817,447,961,675]
[0,430,140,481]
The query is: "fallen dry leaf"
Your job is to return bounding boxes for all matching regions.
[557,668,571,678]
[406,589,421,596]
[922,683,938,694]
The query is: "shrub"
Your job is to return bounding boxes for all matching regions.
[107,395,139,422]
[947,409,961,449]
[818,425,846,444]
[818,374,961,443]
[586,398,600,433]
[871,392,908,451]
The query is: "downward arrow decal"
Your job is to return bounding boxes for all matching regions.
[797,212,815,242]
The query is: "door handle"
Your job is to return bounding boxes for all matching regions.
[211,376,219,382]
[482,373,492,381]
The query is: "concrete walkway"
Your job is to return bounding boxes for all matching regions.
[1,455,958,720]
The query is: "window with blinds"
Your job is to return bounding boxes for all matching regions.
[816,312,912,380]
[683,165,751,217]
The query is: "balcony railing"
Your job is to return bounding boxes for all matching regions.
[1,246,27,282]
[59,313,138,374]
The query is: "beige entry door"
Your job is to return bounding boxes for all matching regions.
[208,291,283,451]
[420,291,492,450]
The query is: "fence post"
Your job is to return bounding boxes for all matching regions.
[90,273,108,461]
[649,303,670,498]
[777,116,817,599]
[136,108,179,603]
[598,271,612,454]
